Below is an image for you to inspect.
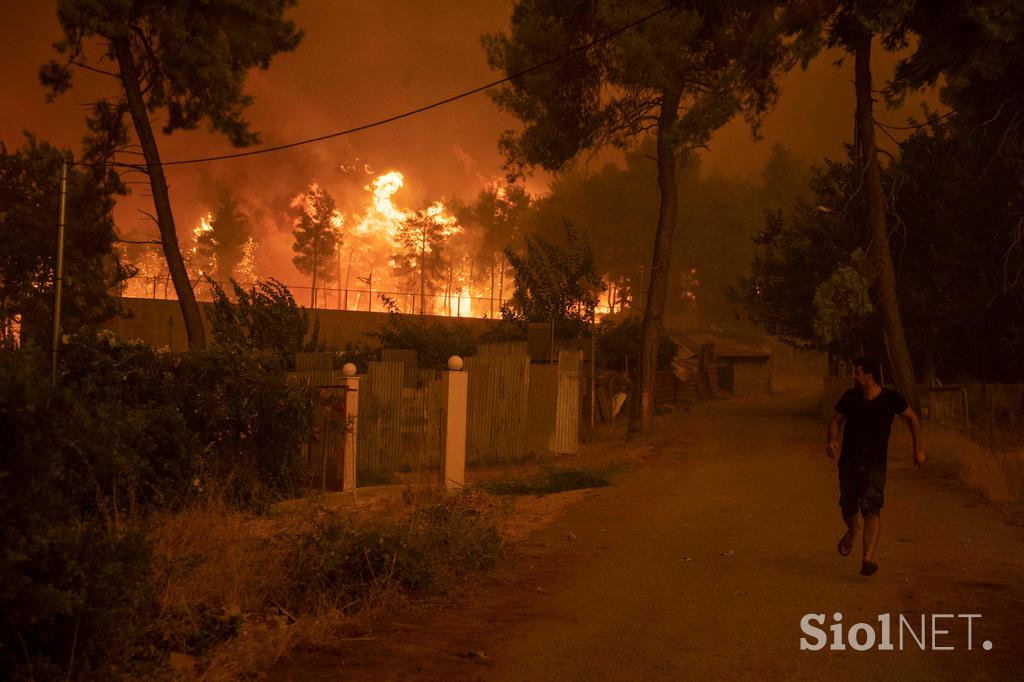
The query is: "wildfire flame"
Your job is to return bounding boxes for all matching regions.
[122,169,525,318]
[237,235,259,285]
[187,213,217,278]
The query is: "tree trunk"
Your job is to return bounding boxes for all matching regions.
[630,88,681,435]
[419,228,427,314]
[310,222,320,308]
[490,261,496,317]
[112,36,205,349]
[499,256,505,308]
[853,30,918,408]
[344,251,353,310]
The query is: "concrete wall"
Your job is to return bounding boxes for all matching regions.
[103,297,500,351]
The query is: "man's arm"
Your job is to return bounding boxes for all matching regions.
[900,407,926,467]
[826,412,843,458]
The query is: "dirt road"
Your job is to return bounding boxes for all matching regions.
[275,381,1024,680]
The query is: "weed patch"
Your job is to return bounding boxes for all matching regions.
[478,466,613,496]
[146,490,505,679]
[356,470,396,487]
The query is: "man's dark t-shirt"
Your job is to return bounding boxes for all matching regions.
[834,388,909,467]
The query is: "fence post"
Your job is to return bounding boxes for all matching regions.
[442,357,468,491]
[342,371,359,491]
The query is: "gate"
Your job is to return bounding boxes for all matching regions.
[294,352,353,491]
[357,349,446,486]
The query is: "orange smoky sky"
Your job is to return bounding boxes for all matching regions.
[0,2,940,285]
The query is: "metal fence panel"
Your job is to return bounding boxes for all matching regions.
[465,349,530,462]
[358,360,404,475]
[552,350,580,454]
[528,363,558,456]
[357,357,445,483]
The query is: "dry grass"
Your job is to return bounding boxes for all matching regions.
[893,419,1024,509]
[144,489,506,680]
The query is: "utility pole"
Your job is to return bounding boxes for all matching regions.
[419,224,427,314]
[50,159,68,387]
[344,251,354,311]
[310,221,321,309]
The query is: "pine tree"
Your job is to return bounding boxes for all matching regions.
[391,206,460,315]
[198,185,251,284]
[41,0,302,349]
[291,185,342,308]
[485,0,792,433]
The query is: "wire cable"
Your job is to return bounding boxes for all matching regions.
[76,1,682,169]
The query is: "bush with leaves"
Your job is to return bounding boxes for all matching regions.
[0,350,159,679]
[371,295,477,370]
[58,332,313,511]
[287,495,504,610]
[1,332,315,678]
[597,315,678,374]
[207,278,310,369]
[502,222,605,340]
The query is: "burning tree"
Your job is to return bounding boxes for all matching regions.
[292,184,342,309]
[390,205,460,315]
[122,243,170,299]
[198,185,252,284]
[41,0,302,349]
[186,215,218,283]
[454,183,532,317]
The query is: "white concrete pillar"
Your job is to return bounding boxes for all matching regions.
[442,358,468,491]
[342,369,359,491]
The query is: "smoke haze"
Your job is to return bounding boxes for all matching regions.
[0,2,939,288]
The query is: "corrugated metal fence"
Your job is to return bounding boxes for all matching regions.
[297,343,584,482]
[357,349,445,484]
[465,342,530,461]
[466,343,580,462]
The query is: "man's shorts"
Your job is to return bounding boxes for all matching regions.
[839,461,886,516]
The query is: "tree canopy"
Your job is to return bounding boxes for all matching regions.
[390,207,460,315]
[0,135,131,349]
[502,223,605,339]
[734,114,1024,382]
[485,0,792,433]
[41,0,303,349]
[199,184,252,284]
[291,184,342,309]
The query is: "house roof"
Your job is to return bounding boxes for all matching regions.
[668,327,772,359]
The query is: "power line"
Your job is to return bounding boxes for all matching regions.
[74,1,681,169]
[874,110,955,131]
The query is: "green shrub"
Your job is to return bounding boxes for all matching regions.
[478,466,613,496]
[335,341,379,374]
[0,352,158,679]
[0,333,314,678]
[597,315,678,373]
[543,467,612,492]
[207,278,309,369]
[372,296,477,370]
[287,496,504,610]
[53,332,313,512]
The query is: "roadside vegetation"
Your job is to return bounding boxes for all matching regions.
[477,466,615,497]
[0,281,512,680]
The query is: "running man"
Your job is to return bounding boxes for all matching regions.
[826,357,925,576]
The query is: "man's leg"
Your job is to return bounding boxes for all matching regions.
[862,511,880,561]
[841,512,861,553]
[860,467,885,575]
